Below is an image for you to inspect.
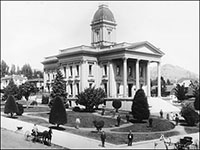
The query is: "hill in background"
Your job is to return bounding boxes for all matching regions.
[150,64,199,83]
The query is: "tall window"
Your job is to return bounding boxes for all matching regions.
[140,66,143,77]
[104,83,107,95]
[48,73,50,80]
[76,65,79,76]
[76,83,79,95]
[70,84,73,96]
[117,83,120,94]
[70,66,73,76]
[89,65,92,75]
[116,65,120,76]
[104,65,107,75]
[128,66,132,76]
[64,66,66,77]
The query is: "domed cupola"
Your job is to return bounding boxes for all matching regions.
[92,4,116,23]
[91,4,117,48]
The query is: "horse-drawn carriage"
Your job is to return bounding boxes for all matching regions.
[155,134,199,150]
[24,128,52,146]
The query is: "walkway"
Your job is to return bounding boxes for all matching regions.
[1,112,199,149]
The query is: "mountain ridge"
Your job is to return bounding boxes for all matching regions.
[150,63,199,83]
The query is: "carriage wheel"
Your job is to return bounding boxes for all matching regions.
[24,131,31,141]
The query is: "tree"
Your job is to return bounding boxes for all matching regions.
[93,120,104,132]
[2,78,21,101]
[174,84,187,101]
[33,69,43,78]
[21,64,33,79]
[1,60,9,77]
[112,99,122,112]
[49,96,67,128]
[76,87,106,112]
[10,64,16,75]
[19,82,37,108]
[16,66,21,75]
[180,103,199,126]
[191,81,200,110]
[131,89,150,122]
[161,76,167,96]
[167,79,171,85]
[4,95,18,118]
[50,69,67,100]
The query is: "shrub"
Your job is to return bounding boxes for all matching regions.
[49,96,68,128]
[112,99,122,112]
[42,95,49,104]
[73,106,81,112]
[16,103,24,115]
[131,89,150,122]
[76,87,106,112]
[93,120,104,132]
[30,100,38,106]
[180,104,199,126]
[174,84,187,101]
[4,95,18,117]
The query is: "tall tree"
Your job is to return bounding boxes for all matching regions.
[4,95,18,118]
[131,89,150,122]
[2,78,21,101]
[49,96,67,128]
[16,66,21,75]
[10,64,16,75]
[1,60,9,77]
[161,76,167,96]
[50,69,67,100]
[21,64,33,79]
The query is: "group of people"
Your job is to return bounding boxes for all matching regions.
[100,130,134,147]
[160,109,179,125]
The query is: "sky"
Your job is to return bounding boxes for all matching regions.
[1,1,199,74]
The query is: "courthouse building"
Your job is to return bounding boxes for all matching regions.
[42,4,164,98]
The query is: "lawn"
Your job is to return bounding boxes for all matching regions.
[111,117,175,132]
[29,110,127,128]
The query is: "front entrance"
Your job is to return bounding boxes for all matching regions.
[128,84,133,97]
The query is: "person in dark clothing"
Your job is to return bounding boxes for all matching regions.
[101,131,106,147]
[116,114,121,127]
[160,109,163,118]
[127,130,133,146]
[175,114,179,125]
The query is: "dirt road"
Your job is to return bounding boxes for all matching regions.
[1,128,67,149]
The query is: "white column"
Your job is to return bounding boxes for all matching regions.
[123,57,127,97]
[136,59,140,90]
[157,61,161,97]
[147,61,151,97]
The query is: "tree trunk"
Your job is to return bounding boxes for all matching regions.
[11,112,13,118]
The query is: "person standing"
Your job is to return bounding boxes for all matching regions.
[160,109,163,118]
[101,131,106,147]
[75,117,81,129]
[116,114,121,127]
[127,130,133,146]
[175,114,179,125]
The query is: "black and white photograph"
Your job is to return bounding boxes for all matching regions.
[1,1,199,149]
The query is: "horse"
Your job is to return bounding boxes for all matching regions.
[42,128,52,145]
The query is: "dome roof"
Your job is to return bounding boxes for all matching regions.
[92,4,115,23]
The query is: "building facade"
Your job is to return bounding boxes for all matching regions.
[42,4,164,98]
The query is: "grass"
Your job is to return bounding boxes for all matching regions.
[184,126,199,134]
[30,110,126,128]
[111,118,175,132]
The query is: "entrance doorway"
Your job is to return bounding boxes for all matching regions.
[128,84,133,97]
